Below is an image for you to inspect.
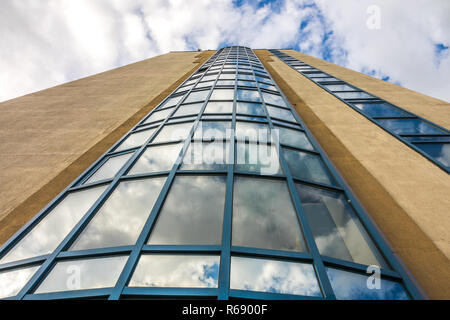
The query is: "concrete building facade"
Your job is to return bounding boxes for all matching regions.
[0,46,448,300]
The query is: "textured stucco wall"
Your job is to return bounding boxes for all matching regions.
[0,50,214,245]
[256,49,450,299]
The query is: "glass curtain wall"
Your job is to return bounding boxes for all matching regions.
[0,47,421,300]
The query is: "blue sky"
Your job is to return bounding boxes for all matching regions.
[0,0,449,102]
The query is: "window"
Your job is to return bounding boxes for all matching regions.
[152,122,193,144]
[84,153,133,184]
[34,256,128,294]
[147,175,226,245]
[235,142,282,175]
[296,183,388,268]
[376,118,445,135]
[323,84,355,91]
[194,121,231,140]
[143,108,174,124]
[204,101,233,114]
[184,90,209,104]
[327,268,409,300]
[158,95,184,110]
[236,102,265,116]
[181,141,229,171]
[353,102,409,118]
[235,121,270,143]
[173,103,203,117]
[115,129,156,152]
[276,126,313,150]
[0,186,107,264]
[129,255,220,288]
[236,89,261,103]
[128,143,182,175]
[230,257,321,297]
[70,177,166,250]
[266,105,296,122]
[283,148,334,186]
[334,91,375,100]
[261,92,287,107]
[210,89,234,100]
[414,143,450,168]
[0,265,40,298]
[232,177,305,251]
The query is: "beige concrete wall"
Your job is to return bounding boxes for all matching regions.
[0,50,214,244]
[256,49,450,299]
[281,49,450,129]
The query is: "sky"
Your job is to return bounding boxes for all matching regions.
[0,0,449,102]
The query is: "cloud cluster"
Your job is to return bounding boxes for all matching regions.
[0,0,448,102]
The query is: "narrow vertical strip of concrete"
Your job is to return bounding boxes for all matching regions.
[0,50,215,245]
[256,49,450,299]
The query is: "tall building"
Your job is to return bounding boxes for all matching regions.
[0,46,448,300]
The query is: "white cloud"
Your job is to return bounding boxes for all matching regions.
[0,0,448,102]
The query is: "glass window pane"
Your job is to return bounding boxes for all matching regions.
[85,153,133,184]
[230,257,321,296]
[334,91,374,99]
[232,177,305,251]
[173,103,203,117]
[195,81,214,89]
[115,129,156,152]
[276,126,313,150]
[129,255,220,288]
[35,256,128,294]
[219,73,235,80]
[204,101,233,114]
[313,77,339,83]
[376,118,445,135]
[181,141,229,170]
[235,121,270,143]
[237,74,255,81]
[148,175,226,245]
[216,80,235,86]
[0,186,107,264]
[236,102,265,116]
[184,90,209,104]
[210,89,234,100]
[414,143,450,168]
[261,92,287,107]
[158,95,184,109]
[194,121,231,140]
[283,148,334,186]
[235,142,282,175]
[353,102,409,118]
[236,89,261,103]
[266,106,296,122]
[327,268,409,300]
[323,84,355,91]
[0,265,40,298]
[143,108,173,124]
[259,83,277,91]
[128,143,182,175]
[296,183,388,268]
[152,122,193,143]
[70,177,166,250]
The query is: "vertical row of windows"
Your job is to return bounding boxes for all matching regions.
[270,50,450,173]
[0,47,420,300]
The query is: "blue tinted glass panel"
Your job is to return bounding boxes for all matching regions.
[327,268,409,300]
[282,148,334,186]
[414,143,450,168]
[230,257,321,297]
[353,103,409,118]
[376,119,445,135]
